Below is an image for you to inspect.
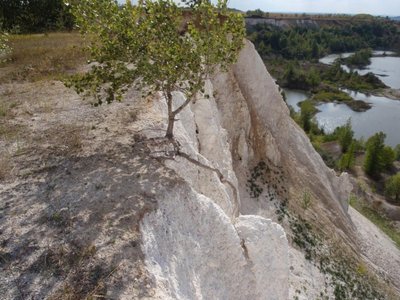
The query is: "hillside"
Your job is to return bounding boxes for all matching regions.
[0,37,399,299]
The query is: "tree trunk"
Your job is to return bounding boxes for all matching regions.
[165,90,174,139]
[166,114,175,139]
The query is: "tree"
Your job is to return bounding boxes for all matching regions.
[338,119,353,153]
[339,141,355,171]
[65,0,244,139]
[299,101,315,133]
[381,146,396,170]
[395,144,400,161]
[1,0,74,33]
[311,40,319,58]
[343,48,372,68]
[246,9,264,17]
[363,132,386,177]
[385,173,400,203]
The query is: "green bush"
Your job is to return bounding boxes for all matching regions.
[312,90,353,102]
[339,142,356,171]
[395,144,400,161]
[385,173,400,203]
[363,132,386,177]
[342,48,372,68]
[337,119,354,153]
[300,100,316,133]
[381,146,396,170]
[0,32,11,62]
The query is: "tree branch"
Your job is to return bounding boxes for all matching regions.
[172,95,194,116]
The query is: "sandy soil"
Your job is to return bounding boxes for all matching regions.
[0,81,167,299]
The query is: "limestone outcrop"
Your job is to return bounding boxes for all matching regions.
[139,41,354,299]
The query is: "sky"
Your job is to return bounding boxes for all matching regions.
[121,0,400,16]
[227,0,400,16]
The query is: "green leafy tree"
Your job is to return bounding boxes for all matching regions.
[363,132,386,177]
[299,101,315,133]
[343,48,372,68]
[339,141,356,171]
[246,9,265,17]
[381,146,396,170]
[1,0,74,33]
[65,0,244,139]
[385,173,400,202]
[395,144,400,161]
[338,119,354,153]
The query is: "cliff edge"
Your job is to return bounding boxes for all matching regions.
[0,41,399,299]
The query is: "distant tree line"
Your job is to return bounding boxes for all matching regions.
[0,0,74,33]
[247,20,400,60]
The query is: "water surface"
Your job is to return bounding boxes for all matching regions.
[283,88,309,112]
[319,51,400,89]
[315,90,400,147]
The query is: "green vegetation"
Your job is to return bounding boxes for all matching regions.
[0,31,10,61]
[66,0,244,139]
[282,208,386,299]
[247,161,266,199]
[339,142,356,171]
[274,56,386,95]
[301,190,312,210]
[322,62,387,91]
[247,14,395,115]
[312,89,353,103]
[281,62,321,90]
[363,132,391,177]
[299,101,317,133]
[385,173,400,203]
[395,145,400,161]
[248,20,400,60]
[337,119,354,153]
[381,146,396,170]
[291,216,318,260]
[0,0,73,33]
[342,48,372,68]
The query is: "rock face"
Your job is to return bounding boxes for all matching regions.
[0,41,361,299]
[139,41,353,299]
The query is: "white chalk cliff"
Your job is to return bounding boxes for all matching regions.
[2,40,399,300]
[138,41,353,299]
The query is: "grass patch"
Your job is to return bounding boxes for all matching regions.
[312,90,353,102]
[0,32,88,83]
[350,195,400,249]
